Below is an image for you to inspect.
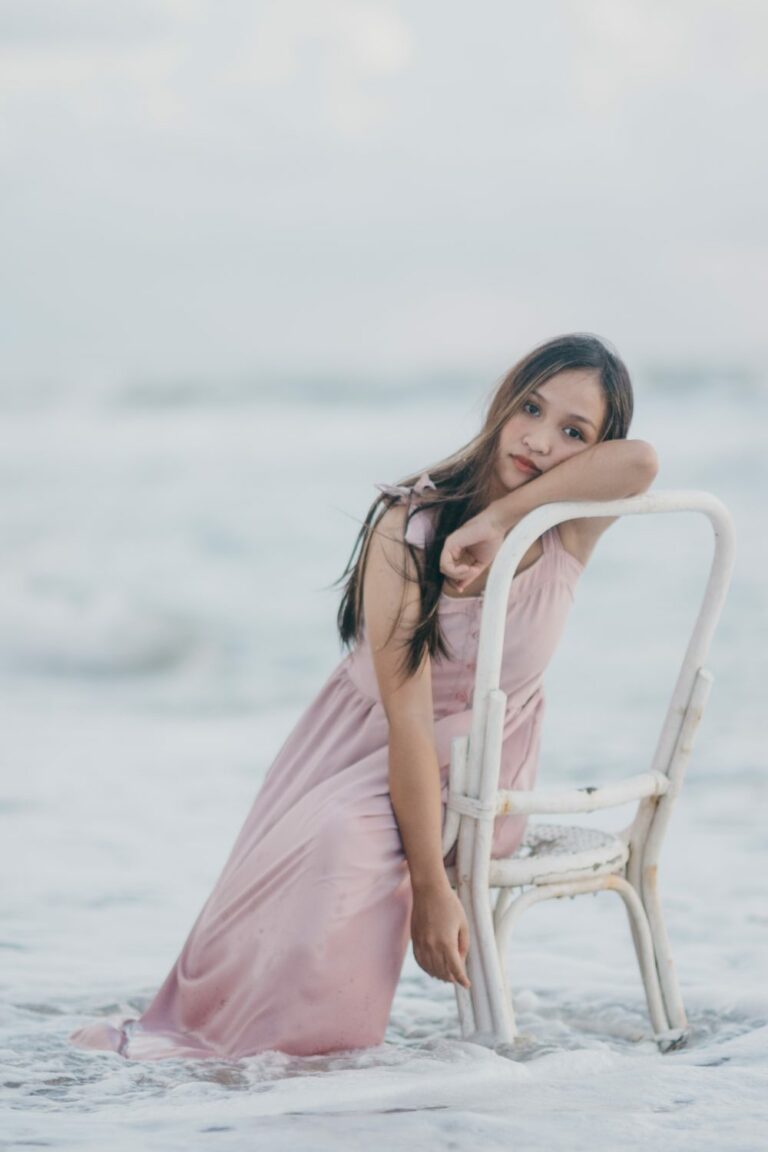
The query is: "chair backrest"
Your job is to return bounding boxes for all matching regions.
[462,490,735,860]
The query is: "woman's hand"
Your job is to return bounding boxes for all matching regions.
[439,506,507,594]
[411,880,471,988]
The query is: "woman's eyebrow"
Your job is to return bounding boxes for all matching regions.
[530,390,598,431]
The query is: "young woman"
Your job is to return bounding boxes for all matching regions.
[69,333,657,1060]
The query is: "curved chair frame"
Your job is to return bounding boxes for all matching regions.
[440,490,735,1052]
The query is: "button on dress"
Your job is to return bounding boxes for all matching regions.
[69,476,583,1060]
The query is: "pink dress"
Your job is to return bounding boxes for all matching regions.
[69,477,583,1060]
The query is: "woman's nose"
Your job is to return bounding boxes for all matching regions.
[523,432,550,455]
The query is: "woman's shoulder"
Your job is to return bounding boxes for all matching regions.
[374,471,438,551]
[372,502,436,552]
[370,502,409,543]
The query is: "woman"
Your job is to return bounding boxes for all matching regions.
[69,332,657,1060]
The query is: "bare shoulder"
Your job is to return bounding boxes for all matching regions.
[363,504,412,592]
[363,504,432,724]
[370,503,409,543]
[362,504,420,635]
[557,439,659,567]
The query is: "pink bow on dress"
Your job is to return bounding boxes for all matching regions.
[374,471,437,502]
[374,472,437,549]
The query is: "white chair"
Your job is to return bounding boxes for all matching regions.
[441,491,735,1052]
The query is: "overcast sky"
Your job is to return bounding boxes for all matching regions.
[2,0,767,386]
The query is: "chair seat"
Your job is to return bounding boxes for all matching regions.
[445,822,629,889]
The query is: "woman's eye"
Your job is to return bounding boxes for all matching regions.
[523,401,539,415]
[564,427,583,441]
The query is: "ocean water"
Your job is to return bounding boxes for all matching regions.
[1,371,766,1150]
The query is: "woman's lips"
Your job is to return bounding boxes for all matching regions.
[511,454,540,476]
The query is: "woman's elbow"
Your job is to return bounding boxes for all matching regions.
[628,439,659,491]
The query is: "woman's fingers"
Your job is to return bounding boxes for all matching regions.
[445,944,471,989]
[452,922,471,987]
[441,538,489,581]
[449,958,471,989]
[441,553,482,583]
[458,919,470,959]
[411,891,472,987]
[416,945,471,989]
[441,540,474,572]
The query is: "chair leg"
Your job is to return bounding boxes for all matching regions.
[449,888,514,1048]
[453,889,480,1038]
[469,881,517,1045]
[453,982,475,1038]
[622,860,656,1004]
[606,876,686,1049]
[492,888,515,1009]
[493,886,515,930]
[454,823,510,1043]
[453,853,489,1038]
[493,879,562,1039]
[450,892,477,1038]
[641,866,689,1037]
[494,877,684,1051]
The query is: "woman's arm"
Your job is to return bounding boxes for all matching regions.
[363,505,470,988]
[442,439,658,589]
[491,438,658,543]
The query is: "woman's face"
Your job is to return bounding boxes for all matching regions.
[489,369,607,500]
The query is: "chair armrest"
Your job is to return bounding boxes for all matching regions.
[494,771,669,816]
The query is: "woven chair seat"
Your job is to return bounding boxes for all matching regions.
[445,822,629,889]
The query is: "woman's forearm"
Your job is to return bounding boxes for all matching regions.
[490,439,658,532]
[387,719,450,894]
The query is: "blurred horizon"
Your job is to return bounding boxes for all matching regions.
[1,354,764,411]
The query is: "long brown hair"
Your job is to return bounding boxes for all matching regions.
[334,333,634,678]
